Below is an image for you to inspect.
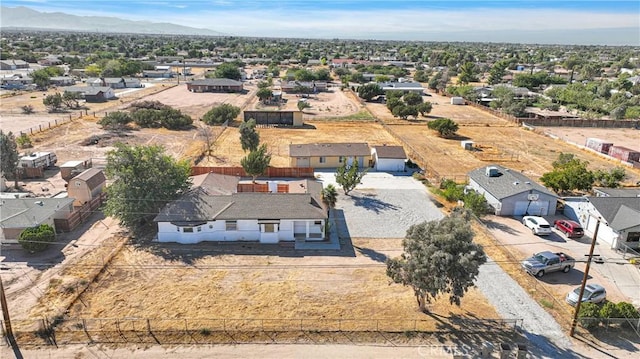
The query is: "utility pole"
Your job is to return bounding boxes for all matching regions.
[569,218,601,337]
[0,275,14,341]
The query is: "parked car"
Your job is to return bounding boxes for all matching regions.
[554,219,584,238]
[566,284,607,306]
[522,251,575,278]
[523,216,552,235]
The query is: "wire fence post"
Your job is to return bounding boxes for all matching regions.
[146,319,151,334]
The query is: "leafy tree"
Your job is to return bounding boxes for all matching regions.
[488,61,507,85]
[540,153,594,194]
[0,130,20,188]
[413,70,429,83]
[417,102,433,117]
[294,68,315,81]
[104,144,191,230]
[62,91,82,109]
[386,210,487,312]
[462,191,489,217]
[213,62,242,80]
[202,104,241,125]
[403,92,423,106]
[30,67,61,89]
[457,62,477,84]
[335,159,368,195]
[43,93,64,112]
[239,118,260,152]
[256,87,272,103]
[578,302,602,329]
[357,83,383,101]
[241,144,271,182]
[18,224,55,253]
[297,100,311,111]
[321,184,338,214]
[616,302,640,319]
[98,111,132,129]
[427,118,459,137]
[392,104,418,120]
[593,167,626,188]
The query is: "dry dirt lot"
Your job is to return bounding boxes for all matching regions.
[368,92,640,184]
[538,126,640,151]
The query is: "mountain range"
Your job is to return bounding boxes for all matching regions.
[0,6,224,36]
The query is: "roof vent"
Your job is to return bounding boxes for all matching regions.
[525,181,531,184]
[485,166,500,177]
[35,201,44,206]
[513,181,519,185]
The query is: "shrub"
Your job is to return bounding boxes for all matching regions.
[132,108,163,128]
[18,224,56,253]
[16,133,33,148]
[21,105,34,114]
[98,111,132,129]
[599,302,620,318]
[427,118,459,137]
[578,302,602,329]
[202,104,241,125]
[616,302,640,319]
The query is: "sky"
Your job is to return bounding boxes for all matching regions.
[2,0,640,44]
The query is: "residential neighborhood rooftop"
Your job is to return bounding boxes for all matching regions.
[289,143,371,157]
[468,165,557,200]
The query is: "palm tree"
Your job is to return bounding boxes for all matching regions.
[321,184,338,214]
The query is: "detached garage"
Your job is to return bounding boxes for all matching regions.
[371,145,407,172]
[468,165,558,216]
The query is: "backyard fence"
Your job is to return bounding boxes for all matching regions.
[2,317,522,346]
[190,166,315,178]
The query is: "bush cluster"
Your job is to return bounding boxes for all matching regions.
[98,101,193,130]
[434,179,489,217]
[578,301,640,330]
[18,224,55,253]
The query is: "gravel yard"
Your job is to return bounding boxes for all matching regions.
[315,171,444,238]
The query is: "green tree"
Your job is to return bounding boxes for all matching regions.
[239,119,260,152]
[30,68,52,89]
[0,130,20,188]
[104,144,191,231]
[212,62,242,80]
[43,93,64,112]
[321,184,338,214]
[427,118,459,137]
[417,102,433,117]
[241,144,271,182]
[457,62,477,84]
[256,87,272,103]
[386,210,487,312]
[540,153,594,194]
[357,83,383,101]
[202,104,241,125]
[593,167,626,188]
[403,92,423,106]
[488,61,507,85]
[62,91,82,109]
[413,70,429,83]
[297,100,311,111]
[18,224,55,253]
[462,191,489,217]
[335,159,368,195]
[578,302,601,329]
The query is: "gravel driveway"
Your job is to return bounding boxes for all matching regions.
[315,172,444,238]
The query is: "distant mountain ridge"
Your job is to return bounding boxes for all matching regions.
[0,6,224,36]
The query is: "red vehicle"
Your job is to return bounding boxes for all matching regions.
[554,219,584,238]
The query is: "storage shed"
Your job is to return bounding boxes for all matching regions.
[67,168,106,207]
[450,97,465,105]
[371,145,407,172]
[585,138,613,154]
[608,146,640,163]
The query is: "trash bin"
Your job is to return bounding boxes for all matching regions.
[499,343,512,359]
[517,343,528,359]
[476,341,492,358]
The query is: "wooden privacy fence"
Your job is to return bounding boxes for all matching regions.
[54,192,107,233]
[191,166,315,178]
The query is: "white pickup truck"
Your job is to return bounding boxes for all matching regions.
[521,251,575,278]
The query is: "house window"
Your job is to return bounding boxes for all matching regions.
[183,227,194,233]
[197,226,202,232]
[314,221,322,225]
[627,232,640,243]
[339,156,345,163]
[226,221,237,231]
[319,156,326,163]
[264,223,276,233]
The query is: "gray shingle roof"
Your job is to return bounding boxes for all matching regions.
[468,165,557,200]
[71,168,106,190]
[154,190,326,223]
[289,143,370,157]
[65,86,112,96]
[373,145,406,159]
[188,78,242,86]
[593,187,640,198]
[588,197,640,225]
[0,197,74,229]
[610,205,640,231]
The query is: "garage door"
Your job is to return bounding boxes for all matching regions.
[515,201,549,216]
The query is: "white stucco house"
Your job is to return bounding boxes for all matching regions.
[371,145,407,172]
[563,188,640,250]
[468,165,558,216]
[154,173,327,244]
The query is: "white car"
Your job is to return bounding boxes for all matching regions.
[522,216,552,235]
